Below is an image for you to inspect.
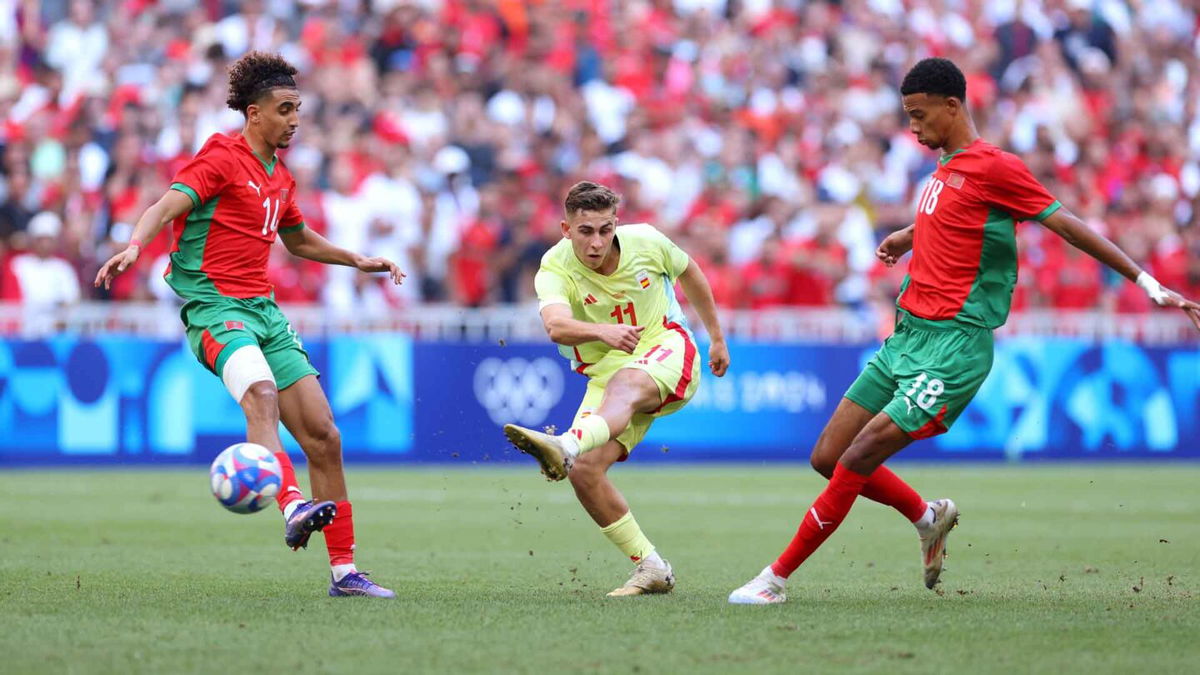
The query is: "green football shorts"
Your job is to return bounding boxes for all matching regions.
[844,311,994,439]
[180,296,318,391]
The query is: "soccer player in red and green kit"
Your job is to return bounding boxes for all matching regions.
[729,57,1200,604]
[94,52,405,598]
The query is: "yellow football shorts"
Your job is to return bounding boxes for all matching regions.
[572,325,702,457]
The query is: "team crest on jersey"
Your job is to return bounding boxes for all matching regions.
[280,188,290,202]
[947,173,965,189]
[636,270,651,290]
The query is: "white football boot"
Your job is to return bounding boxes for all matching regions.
[919,498,959,589]
[728,566,788,605]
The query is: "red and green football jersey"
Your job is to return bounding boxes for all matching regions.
[165,133,306,299]
[898,139,1061,328]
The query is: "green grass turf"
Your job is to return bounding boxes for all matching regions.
[1,465,1198,674]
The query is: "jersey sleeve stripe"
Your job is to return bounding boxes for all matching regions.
[170,182,202,209]
[1032,200,1062,222]
[278,221,306,234]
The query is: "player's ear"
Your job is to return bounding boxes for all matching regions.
[560,219,570,238]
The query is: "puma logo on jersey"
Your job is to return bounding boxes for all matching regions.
[247,180,262,196]
[904,396,916,415]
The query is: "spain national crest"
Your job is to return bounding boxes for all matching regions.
[636,270,651,290]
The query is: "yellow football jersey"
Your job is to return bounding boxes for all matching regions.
[535,223,693,373]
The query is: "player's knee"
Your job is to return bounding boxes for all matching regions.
[240,382,279,423]
[809,450,836,479]
[301,421,342,463]
[568,454,606,490]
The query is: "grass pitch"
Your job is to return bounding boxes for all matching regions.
[2,465,1198,674]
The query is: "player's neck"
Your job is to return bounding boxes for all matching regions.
[595,239,621,275]
[242,127,278,164]
[939,123,980,157]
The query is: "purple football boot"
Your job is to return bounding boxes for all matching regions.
[329,571,396,598]
[285,500,337,551]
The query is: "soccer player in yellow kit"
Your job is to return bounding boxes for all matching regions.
[503,181,730,597]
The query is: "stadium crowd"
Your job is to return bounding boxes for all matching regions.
[0,0,1198,318]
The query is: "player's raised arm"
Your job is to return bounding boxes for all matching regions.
[539,303,643,353]
[677,259,729,377]
[1039,208,1200,330]
[93,188,194,289]
[279,226,405,285]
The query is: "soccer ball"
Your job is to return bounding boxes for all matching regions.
[209,443,283,514]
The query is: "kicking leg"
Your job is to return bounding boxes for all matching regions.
[278,375,393,598]
[504,368,662,480]
[224,345,311,533]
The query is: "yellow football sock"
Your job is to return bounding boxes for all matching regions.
[600,511,656,563]
[567,413,610,454]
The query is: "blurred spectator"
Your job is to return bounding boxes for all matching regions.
[0,0,1196,317]
[9,211,80,310]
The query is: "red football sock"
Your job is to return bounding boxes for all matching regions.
[860,465,928,523]
[273,451,305,511]
[324,500,356,566]
[771,463,870,578]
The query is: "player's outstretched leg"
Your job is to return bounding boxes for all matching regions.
[279,375,394,598]
[729,415,911,605]
[810,398,958,588]
[569,440,674,597]
[234,373,333,551]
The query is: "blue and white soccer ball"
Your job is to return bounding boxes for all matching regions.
[209,443,283,514]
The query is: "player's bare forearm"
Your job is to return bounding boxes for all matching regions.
[1040,208,1141,281]
[678,260,725,343]
[678,259,730,376]
[540,307,606,346]
[281,228,406,285]
[131,190,192,247]
[94,189,193,288]
[280,227,359,266]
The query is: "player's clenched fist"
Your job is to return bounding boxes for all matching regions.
[708,339,730,377]
[94,246,141,289]
[597,323,644,353]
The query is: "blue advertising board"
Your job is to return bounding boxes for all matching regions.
[0,336,1196,465]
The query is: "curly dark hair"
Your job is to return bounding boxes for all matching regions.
[564,181,621,215]
[225,51,298,114]
[900,58,966,101]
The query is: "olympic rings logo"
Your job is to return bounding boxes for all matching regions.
[473,357,565,426]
